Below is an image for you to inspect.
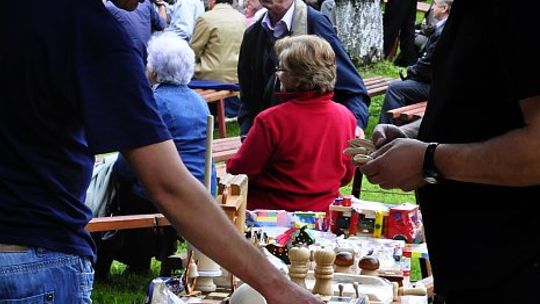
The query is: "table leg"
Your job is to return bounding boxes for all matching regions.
[217,98,227,138]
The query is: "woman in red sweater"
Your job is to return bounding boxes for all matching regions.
[227,35,357,212]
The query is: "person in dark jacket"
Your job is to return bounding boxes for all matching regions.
[383,0,417,67]
[378,0,452,124]
[237,0,370,139]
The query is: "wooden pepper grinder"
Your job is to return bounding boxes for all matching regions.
[334,251,354,274]
[358,255,380,276]
[312,248,336,296]
[288,246,310,289]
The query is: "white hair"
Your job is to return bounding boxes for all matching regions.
[146,32,195,85]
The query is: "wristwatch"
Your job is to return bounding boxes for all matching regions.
[422,143,442,184]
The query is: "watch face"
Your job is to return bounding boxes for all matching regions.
[424,176,439,184]
[423,169,439,184]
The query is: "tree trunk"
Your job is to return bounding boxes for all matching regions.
[336,0,383,65]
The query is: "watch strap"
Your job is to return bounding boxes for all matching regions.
[423,142,442,184]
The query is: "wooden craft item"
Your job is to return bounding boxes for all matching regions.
[265,244,289,264]
[348,138,376,151]
[182,250,201,297]
[352,282,359,298]
[312,248,336,296]
[352,153,373,165]
[217,173,248,233]
[193,247,222,292]
[392,282,399,301]
[305,272,394,303]
[334,251,354,274]
[345,138,376,165]
[308,249,315,271]
[288,246,310,289]
[326,296,368,304]
[358,255,380,276]
[287,225,316,248]
[398,285,428,296]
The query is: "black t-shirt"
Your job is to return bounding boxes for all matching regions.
[417,0,540,295]
[0,0,170,262]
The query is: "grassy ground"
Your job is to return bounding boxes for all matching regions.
[92,262,158,304]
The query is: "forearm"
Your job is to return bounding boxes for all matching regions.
[123,141,289,297]
[436,128,540,186]
[435,96,540,186]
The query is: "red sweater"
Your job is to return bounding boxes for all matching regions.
[227,91,356,212]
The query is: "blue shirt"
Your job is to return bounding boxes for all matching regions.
[106,0,165,62]
[0,0,171,262]
[115,83,217,197]
[166,0,205,41]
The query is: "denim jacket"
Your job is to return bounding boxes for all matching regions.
[115,83,217,197]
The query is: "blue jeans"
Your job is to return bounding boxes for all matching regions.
[225,96,241,118]
[0,246,94,303]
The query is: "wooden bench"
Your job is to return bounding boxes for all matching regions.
[212,136,242,163]
[86,174,247,232]
[387,101,427,125]
[365,76,395,97]
[195,88,238,139]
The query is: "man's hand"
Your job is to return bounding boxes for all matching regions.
[360,138,427,191]
[371,123,408,148]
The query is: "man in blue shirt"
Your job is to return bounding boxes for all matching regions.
[0,1,323,303]
[105,0,167,63]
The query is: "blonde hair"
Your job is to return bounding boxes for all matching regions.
[274,35,336,94]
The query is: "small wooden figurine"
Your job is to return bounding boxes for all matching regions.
[182,251,201,296]
[312,248,336,296]
[288,246,310,289]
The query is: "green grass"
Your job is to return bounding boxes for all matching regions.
[93,60,420,303]
[92,260,159,304]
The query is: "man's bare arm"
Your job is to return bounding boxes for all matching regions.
[122,140,323,304]
[436,95,540,186]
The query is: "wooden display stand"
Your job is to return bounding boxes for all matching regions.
[217,174,248,234]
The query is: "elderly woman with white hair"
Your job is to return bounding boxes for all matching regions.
[226,35,356,212]
[98,32,217,277]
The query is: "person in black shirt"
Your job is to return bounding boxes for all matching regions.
[356,1,540,303]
